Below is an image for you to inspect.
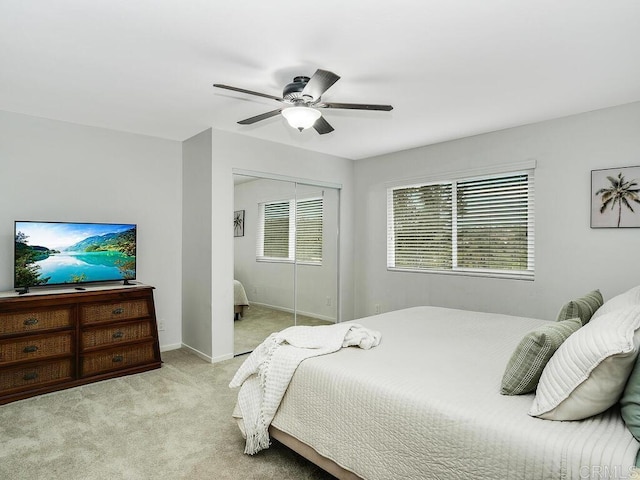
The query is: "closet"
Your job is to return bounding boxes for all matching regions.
[233,171,340,354]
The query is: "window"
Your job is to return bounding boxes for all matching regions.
[387,170,534,278]
[295,198,323,263]
[257,197,323,264]
[261,201,291,259]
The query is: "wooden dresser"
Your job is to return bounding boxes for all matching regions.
[0,285,161,405]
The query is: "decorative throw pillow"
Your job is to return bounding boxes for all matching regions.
[500,318,582,395]
[530,306,640,421]
[556,289,603,326]
[621,353,640,444]
[592,285,640,321]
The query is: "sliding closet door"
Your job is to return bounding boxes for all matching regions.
[293,183,339,325]
[233,173,340,354]
[234,175,296,354]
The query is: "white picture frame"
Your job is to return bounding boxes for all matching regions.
[591,166,640,228]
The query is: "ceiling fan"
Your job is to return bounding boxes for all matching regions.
[213,69,393,135]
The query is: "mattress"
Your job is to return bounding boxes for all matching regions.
[270,306,639,480]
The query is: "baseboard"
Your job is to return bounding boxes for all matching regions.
[180,343,213,362]
[179,343,234,364]
[250,302,336,323]
[160,343,182,353]
[211,352,234,363]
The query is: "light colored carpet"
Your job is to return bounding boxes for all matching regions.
[235,304,334,355]
[0,349,335,480]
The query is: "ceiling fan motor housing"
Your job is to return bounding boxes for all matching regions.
[283,76,312,102]
[213,68,392,135]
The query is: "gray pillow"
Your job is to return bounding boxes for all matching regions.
[500,317,582,395]
[556,289,603,326]
[621,352,640,460]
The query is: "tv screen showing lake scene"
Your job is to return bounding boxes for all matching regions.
[14,221,136,288]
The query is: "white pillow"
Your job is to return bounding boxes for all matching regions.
[529,306,640,420]
[592,285,640,321]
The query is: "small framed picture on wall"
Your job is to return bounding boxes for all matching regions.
[234,210,245,237]
[591,166,640,228]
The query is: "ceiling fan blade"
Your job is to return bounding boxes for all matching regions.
[213,84,284,102]
[237,109,282,125]
[301,69,340,101]
[313,116,334,135]
[318,102,393,111]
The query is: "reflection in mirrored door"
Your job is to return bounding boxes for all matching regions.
[233,173,339,355]
[293,183,339,327]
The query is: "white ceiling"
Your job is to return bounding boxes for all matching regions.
[2,1,640,160]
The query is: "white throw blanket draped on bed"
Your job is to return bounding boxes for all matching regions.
[229,323,381,454]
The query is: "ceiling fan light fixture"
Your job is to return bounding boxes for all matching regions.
[214,69,392,135]
[281,106,321,131]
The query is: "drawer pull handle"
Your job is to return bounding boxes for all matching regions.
[24,318,39,326]
[112,307,124,315]
[112,355,124,363]
[23,345,39,353]
[112,331,124,339]
[23,372,38,381]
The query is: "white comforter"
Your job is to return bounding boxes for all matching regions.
[270,306,639,480]
[230,323,381,454]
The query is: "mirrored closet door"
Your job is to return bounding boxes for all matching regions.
[233,173,339,355]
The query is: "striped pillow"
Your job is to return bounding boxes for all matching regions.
[556,289,603,326]
[501,318,582,395]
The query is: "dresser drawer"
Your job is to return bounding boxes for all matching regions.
[80,299,149,325]
[0,332,73,365]
[80,342,156,377]
[81,321,153,350]
[0,359,73,393]
[0,308,73,336]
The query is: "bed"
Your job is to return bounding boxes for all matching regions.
[262,306,640,480]
[234,279,249,320]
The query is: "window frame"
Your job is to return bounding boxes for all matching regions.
[256,196,324,266]
[387,169,535,280]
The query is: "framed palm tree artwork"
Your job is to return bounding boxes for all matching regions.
[591,166,640,228]
[234,210,245,237]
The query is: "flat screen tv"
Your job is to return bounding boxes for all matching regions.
[14,221,137,289]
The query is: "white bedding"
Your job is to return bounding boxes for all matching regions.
[270,306,639,480]
[230,323,381,454]
[234,280,249,307]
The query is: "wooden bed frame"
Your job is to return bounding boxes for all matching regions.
[269,426,363,480]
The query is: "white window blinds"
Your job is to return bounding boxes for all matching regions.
[296,198,323,263]
[257,197,323,264]
[456,173,533,272]
[387,170,534,278]
[257,201,291,259]
[389,183,452,270]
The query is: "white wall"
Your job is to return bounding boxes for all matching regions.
[8,101,634,362]
[354,101,640,321]
[0,111,183,349]
[234,178,339,321]
[182,128,213,358]
[205,129,355,361]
